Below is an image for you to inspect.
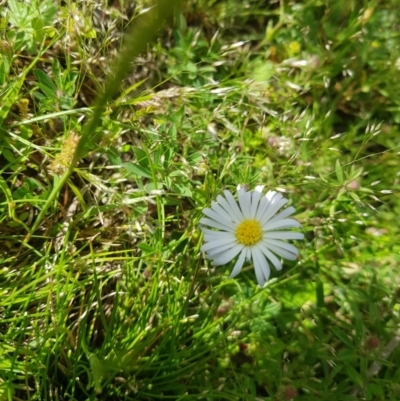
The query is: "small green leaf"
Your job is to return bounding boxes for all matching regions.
[89,354,105,394]
[7,0,30,27]
[392,366,400,382]
[162,146,173,167]
[319,173,329,183]
[106,147,122,165]
[349,165,363,181]
[138,243,155,253]
[0,56,11,86]
[187,152,203,164]
[13,183,30,200]
[169,170,183,177]
[335,159,344,184]
[34,69,58,98]
[123,162,152,178]
[0,78,24,125]
[331,326,354,348]
[349,191,362,204]
[38,0,58,27]
[350,304,363,347]
[33,69,57,90]
[133,147,149,168]
[145,182,163,192]
[84,28,97,39]
[316,280,325,307]
[366,384,374,401]
[172,183,192,197]
[371,384,385,399]
[345,365,363,387]
[32,91,45,100]
[2,148,16,163]
[31,17,44,31]
[167,124,177,140]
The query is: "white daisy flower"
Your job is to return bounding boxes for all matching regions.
[199,186,304,287]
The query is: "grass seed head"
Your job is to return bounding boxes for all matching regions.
[49,132,80,175]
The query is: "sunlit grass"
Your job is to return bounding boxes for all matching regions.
[1,0,400,400]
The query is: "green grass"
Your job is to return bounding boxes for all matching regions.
[1,0,400,400]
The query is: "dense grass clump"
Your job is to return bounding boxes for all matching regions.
[1,0,399,400]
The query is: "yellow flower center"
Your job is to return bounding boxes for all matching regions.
[235,219,262,246]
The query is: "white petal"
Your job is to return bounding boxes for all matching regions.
[200,217,234,232]
[265,218,301,230]
[205,248,225,260]
[202,231,233,243]
[204,234,229,244]
[253,258,265,286]
[260,196,288,226]
[266,190,277,200]
[222,190,243,221]
[250,248,266,286]
[255,194,272,221]
[263,231,304,240]
[250,187,263,219]
[253,247,270,285]
[267,206,296,223]
[256,191,282,222]
[245,247,252,262]
[201,237,238,253]
[201,227,232,237]
[212,244,243,265]
[211,200,240,224]
[214,196,241,223]
[263,239,299,260]
[266,246,297,261]
[265,238,299,254]
[258,243,282,271]
[202,208,236,229]
[205,242,241,258]
[238,188,252,219]
[230,249,246,278]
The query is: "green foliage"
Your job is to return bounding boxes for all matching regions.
[5,0,57,52]
[0,0,399,400]
[33,60,78,112]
